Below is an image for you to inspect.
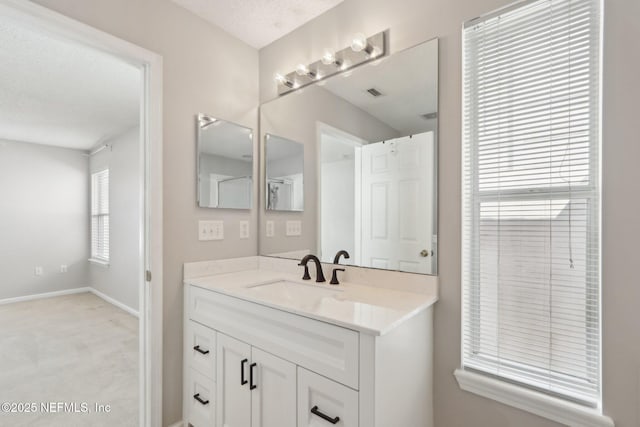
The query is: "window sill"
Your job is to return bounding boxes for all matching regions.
[454,369,614,427]
[88,258,110,268]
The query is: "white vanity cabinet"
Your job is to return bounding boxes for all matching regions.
[184,283,433,427]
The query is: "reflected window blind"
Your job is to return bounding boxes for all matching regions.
[91,169,110,262]
[461,0,602,406]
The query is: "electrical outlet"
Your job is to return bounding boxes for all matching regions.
[239,221,250,239]
[266,220,275,237]
[60,265,68,273]
[286,220,302,236]
[199,220,224,241]
[35,266,43,276]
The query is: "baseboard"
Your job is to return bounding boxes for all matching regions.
[0,287,91,305]
[168,421,184,427]
[89,288,139,318]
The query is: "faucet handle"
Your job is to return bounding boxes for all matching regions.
[298,262,311,280]
[330,268,345,285]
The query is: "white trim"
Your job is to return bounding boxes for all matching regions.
[90,288,139,318]
[0,287,91,305]
[454,369,614,427]
[0,2,163,427]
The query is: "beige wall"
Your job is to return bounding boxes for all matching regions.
[259,0,640,427]
[89,127,141,313]
[30,0,259,424]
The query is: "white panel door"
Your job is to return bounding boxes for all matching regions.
[250,347,296,427]
[297,367,359,427]
[217,333,251,427]
[361,132,434,273]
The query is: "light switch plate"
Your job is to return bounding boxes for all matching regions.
[239,221,250,239]
[60,265,68,273]
[286,220,302,236]
[35,266,43,276]
[199,220,224,241]
[266,221,275,237]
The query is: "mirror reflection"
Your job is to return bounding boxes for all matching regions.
[265,134,304,211]
[260,38,438,274]
[197,115,253,209]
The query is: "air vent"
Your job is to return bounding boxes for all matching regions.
[421,112,438,120]
[366,87,384,97]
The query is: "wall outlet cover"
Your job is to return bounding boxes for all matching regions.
[266,220,275,237]
[60,265,68,273]
[199,220,224,241]
[286,220,302,237]
[239,220,250,239]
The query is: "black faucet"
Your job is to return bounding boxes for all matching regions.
[330,250,350,285]
[298,255,326,283]
[333,250,350,264]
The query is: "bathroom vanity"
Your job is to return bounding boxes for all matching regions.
[183,257,437,427]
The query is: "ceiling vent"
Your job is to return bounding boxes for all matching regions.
[366,87,384,97]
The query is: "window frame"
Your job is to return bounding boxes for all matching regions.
[456,0,610,425]
[90,168,110,265]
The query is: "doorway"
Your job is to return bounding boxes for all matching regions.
[0,1,162,426]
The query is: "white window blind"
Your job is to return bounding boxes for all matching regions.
[91,169,110,262]
[462,0,602,407]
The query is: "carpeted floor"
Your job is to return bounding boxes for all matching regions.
[0,292,138,426]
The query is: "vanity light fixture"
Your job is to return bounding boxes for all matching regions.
[351,33,373,55]
[275,30,387,96]
[275,73,294,88]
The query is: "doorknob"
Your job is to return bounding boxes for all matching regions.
[420,249,430,257]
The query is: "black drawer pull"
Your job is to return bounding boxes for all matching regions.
[193,393,209,405]
[311,406,340,424]
[249,362,257,390]
[193,345,210,355]
[241,358,248,385]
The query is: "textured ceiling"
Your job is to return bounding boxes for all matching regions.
[0,18,140,150]
[171,0,344,49]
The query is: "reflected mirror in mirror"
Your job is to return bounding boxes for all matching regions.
[265,134,304,211]
[260,38,438,274]
[197,114,254,209]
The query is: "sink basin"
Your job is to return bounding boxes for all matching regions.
[245,280,343,309]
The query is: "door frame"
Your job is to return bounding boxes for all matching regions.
[316,122,365,263]
[0,1,164,426]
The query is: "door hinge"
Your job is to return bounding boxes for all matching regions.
[145,270,152,282]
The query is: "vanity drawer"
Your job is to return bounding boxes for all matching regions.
[189,285,360,389]
[187,369,215,427]
[298,367,359,427]
[186,320,216,380]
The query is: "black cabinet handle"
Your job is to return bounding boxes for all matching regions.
[193,345,209,355]
[249,362,257,390]
[310,406,340,424]
[241,358,248,385]
[193,393,209,405]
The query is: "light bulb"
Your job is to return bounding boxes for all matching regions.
[351,33,367,52]
[275,73,294,88]
[321,50,335,65]
[296,64,309,76]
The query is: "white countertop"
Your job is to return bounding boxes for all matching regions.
[185,269,438,336]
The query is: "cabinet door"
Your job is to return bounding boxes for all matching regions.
[250,347,296,427]
[217,333,251,427]
[298,367,359,427]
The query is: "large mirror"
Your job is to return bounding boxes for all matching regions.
[265,134,304,211]
[260,38,438,274]
[197,114,254,209]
